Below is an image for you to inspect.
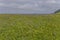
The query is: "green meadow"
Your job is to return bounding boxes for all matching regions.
[0,14,60,40]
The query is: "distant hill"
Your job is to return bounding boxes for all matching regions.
[54,9,60,13]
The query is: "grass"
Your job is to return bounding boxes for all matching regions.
[0,14,60,40]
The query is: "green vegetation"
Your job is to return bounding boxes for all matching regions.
[0,14,60,40]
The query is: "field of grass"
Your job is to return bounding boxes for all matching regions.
[0,14,60,40]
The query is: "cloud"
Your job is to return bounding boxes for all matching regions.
[0,1,41,10]
[0,3,6,6]
[0,0,3,1]
[45,0,60,4]
[46,0,56,3]
[17,3,41,11]
[0,0,60,13]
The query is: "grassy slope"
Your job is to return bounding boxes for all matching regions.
[0,14,60,40]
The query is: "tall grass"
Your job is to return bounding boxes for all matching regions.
[0,14,60,40]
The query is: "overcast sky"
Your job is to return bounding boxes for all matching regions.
[0,0,60,14]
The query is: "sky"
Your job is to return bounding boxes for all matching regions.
[0,0,60,14]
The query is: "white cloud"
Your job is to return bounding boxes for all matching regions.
[17,3,41,10]
[0,0,60,13]
[0,3,6,6]
[0,0,3,1]
[44,0,60,5]
[46,0,57,3]
[0,2,39,10]
[38,1,43,4]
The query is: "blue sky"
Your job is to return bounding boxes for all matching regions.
[0,0,60,14]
